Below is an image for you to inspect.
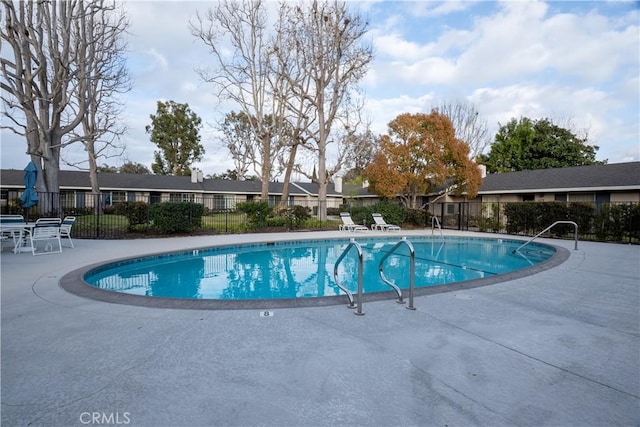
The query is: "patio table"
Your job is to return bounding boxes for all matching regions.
[0,222,37,253]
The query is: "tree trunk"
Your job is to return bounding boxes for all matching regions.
[279,143,299,208]
[317,140,327,221]
[260,133,271,201]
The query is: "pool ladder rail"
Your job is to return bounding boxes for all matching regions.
[333,238,364,315]
[333,237,417,315]
[431,216,444,241]
[379,237,416,311]
[513,220,579,255]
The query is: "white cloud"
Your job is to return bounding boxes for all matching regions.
[409,0,475,18]
[146,48,169,71]
[361,0,639,164]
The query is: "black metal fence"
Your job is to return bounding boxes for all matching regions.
[0,191,339,238]
[430,201,640,244]
[1,190,638,243]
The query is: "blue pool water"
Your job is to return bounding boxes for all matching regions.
[84,237,555,301]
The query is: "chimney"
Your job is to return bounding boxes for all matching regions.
[478,164,487,178]
[191,168,203,183]
[334,176,342,193]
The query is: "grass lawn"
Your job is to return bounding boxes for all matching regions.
[69,212,343,238]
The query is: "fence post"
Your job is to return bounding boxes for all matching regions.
[225,201,229,233]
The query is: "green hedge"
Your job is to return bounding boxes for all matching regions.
[593,203,640,241]
[236,201,272,229]
[504,201,639,240]
[113,201,149,231]
[505,202,588,236]
[338,201,426,228]
[149,202,204,234]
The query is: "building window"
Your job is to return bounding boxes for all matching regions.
[60,191,75,209]
[213,195,226,210]
[102,191,127,207]
[522,194,534,201]
[568,193,595,203]
[169,193,194,202]
[268,195,280,206]
[112,191,126,204]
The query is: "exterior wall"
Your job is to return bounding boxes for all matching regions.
[535,194,555,202]
[611,192,640,203]
[327,196,343,209]
[482,194,520,203]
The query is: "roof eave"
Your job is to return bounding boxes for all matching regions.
[479,185,640,195]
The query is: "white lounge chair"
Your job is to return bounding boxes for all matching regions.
[60,216,76,248]
[25,218,62,255]
[339,212,369,232]
[1,215,25,252]
[371,213,401,231]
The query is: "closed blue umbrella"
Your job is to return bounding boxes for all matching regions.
[20,161,39,210]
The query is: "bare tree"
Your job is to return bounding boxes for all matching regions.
[432,100,491,159]
[342,129,378,181]
[270,9,317,208]
[217,111,257,180]
[190,0,289,201]
[276,0,372,220]
[1,1,91,195]
[66,0,131,194]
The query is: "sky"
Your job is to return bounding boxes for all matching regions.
[1,0,639,176]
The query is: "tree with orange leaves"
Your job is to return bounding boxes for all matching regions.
[364,112,482,209]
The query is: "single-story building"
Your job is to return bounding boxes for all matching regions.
[1,162,638,213]
[0,168,345,213]
[344,161,640,207]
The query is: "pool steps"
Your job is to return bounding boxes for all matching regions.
[334,237,419,315]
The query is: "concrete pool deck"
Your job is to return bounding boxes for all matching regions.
[1,230,638,426]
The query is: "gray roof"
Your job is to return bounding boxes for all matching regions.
[3,162,637,197]
[342,184,378,198]
[0,169,340,196]
[478,162,640,194]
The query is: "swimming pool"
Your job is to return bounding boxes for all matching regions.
[75,236,561,309]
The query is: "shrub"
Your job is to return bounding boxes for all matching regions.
[567,203,594,234]
[281,205,311,228]
[326,207,342,216]
[265,216,288,227]
[371,202,404,226]
[628,203,640,240]
[113,201,149,231]
[236,201,272,229]
[149,202,204,234]
[403,208,429,227]
[505,202,536,234]
[536,202,570,236]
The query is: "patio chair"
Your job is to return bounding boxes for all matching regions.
[0,215,25,252]
[339,212,369,232]
[371,213,401,231]
[60,216,76,248]
[25,218,62,255]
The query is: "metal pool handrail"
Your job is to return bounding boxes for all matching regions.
[514,221,579,254]
[379,237,416,310]
[333,238,365,315]
[431,216,444,241]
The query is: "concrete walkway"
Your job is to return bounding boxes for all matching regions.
[1,230,638,426]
